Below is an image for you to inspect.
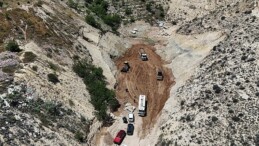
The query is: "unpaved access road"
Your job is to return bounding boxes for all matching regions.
[115,44,174,136]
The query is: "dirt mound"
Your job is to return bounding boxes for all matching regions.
[115,44,174,135]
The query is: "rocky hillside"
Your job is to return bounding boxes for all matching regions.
[0,0,128,145]
[158,1,259,145]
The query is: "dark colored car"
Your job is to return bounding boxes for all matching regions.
[122,116,128,123]
[127,124,134,135]
[113,130,126,145]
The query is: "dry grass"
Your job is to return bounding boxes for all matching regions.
[0,7,69,50]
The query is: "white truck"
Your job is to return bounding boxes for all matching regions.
[138,95,146,116]
[139,48,148,61]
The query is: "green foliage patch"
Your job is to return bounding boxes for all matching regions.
[5,40,21,52]
[73,59,120,123]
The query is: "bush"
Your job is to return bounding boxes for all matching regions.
[48,62,59,71]
[85,15,101,29]
[125,8,132,15]
[5,41,21,52]
[103,14,121,31]
[68,0,78,9]
[74,131,84,142]
[69,99,74,106]
[47,73,59,84]
[32,66,38,72]
[73,59,120,123]
[23,52,37,63]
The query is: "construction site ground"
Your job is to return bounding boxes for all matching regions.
[115,44,174,136]
[95,44,174,146]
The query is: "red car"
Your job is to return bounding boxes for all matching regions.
[113,130,126,145]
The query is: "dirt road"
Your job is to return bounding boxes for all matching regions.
[115,44,174,136]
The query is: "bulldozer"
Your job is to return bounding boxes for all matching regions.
[156,68,163,81]
[121,61,130,72]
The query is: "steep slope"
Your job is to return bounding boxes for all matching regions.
[0,0,128,145]
[159,1,259,145]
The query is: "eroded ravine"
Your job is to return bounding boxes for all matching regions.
[115,44,175,136]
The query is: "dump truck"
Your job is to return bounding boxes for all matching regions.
[138,95,146,116]
[157,69,163,81]
[139,48,148,61]
[121,61,130,72]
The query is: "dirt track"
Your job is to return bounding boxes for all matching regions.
[115,44,174,136]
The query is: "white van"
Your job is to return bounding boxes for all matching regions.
[128,113,134,122]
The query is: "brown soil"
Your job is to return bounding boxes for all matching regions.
[115,44,174,135]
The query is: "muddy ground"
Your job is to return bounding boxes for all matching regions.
[115,44,174,136]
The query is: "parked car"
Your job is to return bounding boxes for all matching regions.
[122,116,128,124]
[128,113,134,122]
[127,124,134,135]
[113,130,126,145]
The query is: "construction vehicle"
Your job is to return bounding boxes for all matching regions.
[138,95,146,116]
[121,61,130,72]
[157,69,164,81]
[139,48,148,61]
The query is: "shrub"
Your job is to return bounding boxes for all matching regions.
[47,73,59,84]
[125,8,132,15]
[32,65,38,71]
[85,15,101,29]
[103,14,121,31]
[2,66,17,74]
[48,62,59,71]
[35,0,43,7]
[146,3,152,12]
[68,0,78,9]
[5,41,21,52]
[74,131,84,142]
[69,99,74,106]
[23,52,37,63]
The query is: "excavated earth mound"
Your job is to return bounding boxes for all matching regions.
[115,44,174,135]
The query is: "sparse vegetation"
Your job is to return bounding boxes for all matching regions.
[23,52,37,63]
[73,59,120,124]
[47,73,59,84]
[87,0,121,31]
[5,40,21,52]
[48,62,59,71]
